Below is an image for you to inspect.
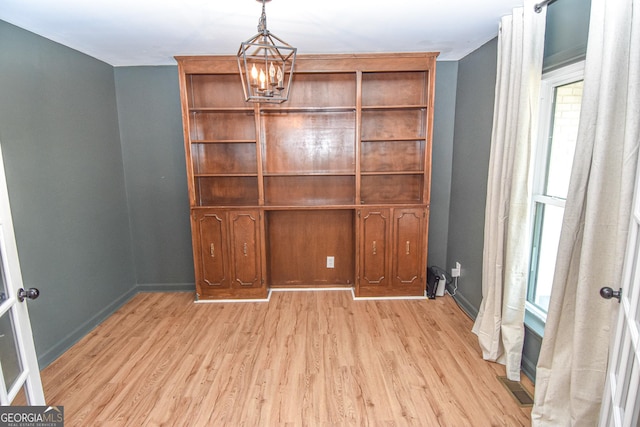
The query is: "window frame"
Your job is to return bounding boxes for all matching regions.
[525,60,585,337]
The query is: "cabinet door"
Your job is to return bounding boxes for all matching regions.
[358,208,390,288]
[391,208,425,290]
[195,211,229,291]
[228,210,262,288]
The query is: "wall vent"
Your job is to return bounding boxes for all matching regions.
[497,376,534,407]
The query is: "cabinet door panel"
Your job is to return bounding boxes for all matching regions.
[359,208,390,287]
[392,208,424,287]
[229,211,261,288]
[197,212,228,289]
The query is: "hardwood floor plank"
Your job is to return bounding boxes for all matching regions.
[36,291,533,426]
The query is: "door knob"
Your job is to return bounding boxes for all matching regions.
[599,287,621,303]
[17,288,40,302]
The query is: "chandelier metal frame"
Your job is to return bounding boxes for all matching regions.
[237,0,297,103]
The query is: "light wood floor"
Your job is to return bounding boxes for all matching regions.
[38,291,533,426]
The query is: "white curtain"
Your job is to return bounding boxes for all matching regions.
[532,0,640,425]
[472,0,546,381]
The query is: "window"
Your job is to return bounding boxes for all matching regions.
[525,62,584,333]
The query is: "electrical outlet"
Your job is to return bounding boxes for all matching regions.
[327,256,335,269]
[451,261,461,277]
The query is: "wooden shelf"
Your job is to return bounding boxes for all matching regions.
[263,201,356,208]
[263,204,356,211]
[191,139,256,144]
[361,105,427,111]
[263,172,356,176]
[360,174,424,204]
[360,171,424,176]
[264,175,355,206]
[361,139,425,173]
[361,70,428,107]
[361,137,426,142]
[187,74,249,109]
[189,111,255,142]
[361,109,426,141]
[189,107,254,113]
[260,106,356,113]
[194,173,258,177]
[191,142,257,175]
[195,176,259,207]
[273,72,356,110]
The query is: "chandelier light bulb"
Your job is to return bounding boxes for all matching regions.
[251,64,259,86]
[269,62,276,84]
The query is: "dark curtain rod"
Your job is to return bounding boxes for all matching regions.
[534,0,559,13]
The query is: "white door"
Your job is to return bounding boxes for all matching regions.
[0,144,45,405]
[598,154,640,425]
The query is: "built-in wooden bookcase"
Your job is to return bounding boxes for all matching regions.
[177,53,437,300]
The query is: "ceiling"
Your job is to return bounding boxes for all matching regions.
[0,0,524,67]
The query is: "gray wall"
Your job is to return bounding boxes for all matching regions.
[0,21,136,367]
[446,38,498,317]
[114,67,193,289]
[543,0,591,72]
[446,0,592,381]
[428,62,458,269]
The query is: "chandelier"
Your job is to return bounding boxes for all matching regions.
[237,0,297,103]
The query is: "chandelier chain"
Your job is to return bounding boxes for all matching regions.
[257,0,268,35]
